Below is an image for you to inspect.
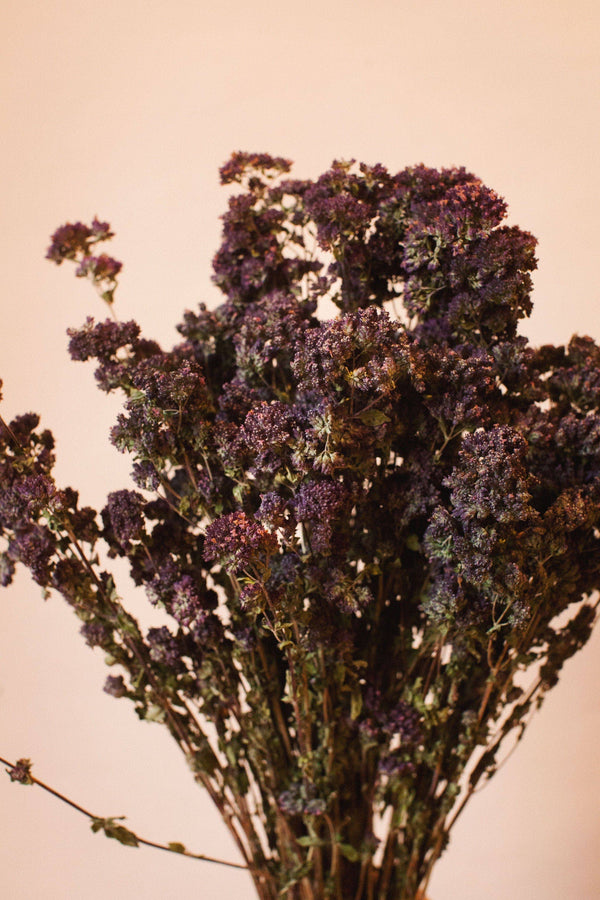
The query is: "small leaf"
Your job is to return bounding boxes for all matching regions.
[90,817,106,834]
[91,816,139,848]
[338,842,361,862]
[107,824,140,847]
[143,703,167,723]
[358,408,390,427]
[350,691,363,720]
[168,842,186,854]
[296,835,324,848]
[406,534,421,552]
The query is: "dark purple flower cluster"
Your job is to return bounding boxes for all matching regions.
[67,317,163,393]
[68,318,141,362]
[147,625,186,671]
[292,479,350,555]
[102,489,146,546]
[103,674,127,698]
[292,306,409,400]
[219,151,292,185]
[75,254,122,281]
[80,620,111,648]
[46,218,113,264]
[46,218,121,305]
[168,574,215,629]
[277,781,326,817]
[444,426,535,526]
[361,691,423,744]
[204,511,278,573]
[238,401,294,479]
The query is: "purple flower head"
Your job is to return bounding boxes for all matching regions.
[6,758,34,785]
[14,474,57,517]
[103,674,127,698]
[304,159,377,250]
[80,620,111,648]
[90,218,113,239]
[51,557,88,605]
[277,781,326,817]
[75,254,122,281]
[256,492,289,531]
[419,345,498,430]
[11,525,56,586]
[239,401,293,477]
[169,575,214,628]
[103,490,145,545]
[67,318,141,362]
[131,357,207,408]
[46,218,114,265]
[219,151,293,185]
[239,581,264,612]
[131,460,161,491]
[362,691,423,745]
[204,511,278,573]
[293,480,350,555]
[445,426,536,526]
[378,756,416,778]
[147,625,185,671]
[323,568,374,613]
[292,306,408,401]
[46,221,94,263]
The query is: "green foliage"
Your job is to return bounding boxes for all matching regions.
[90,817,139,847]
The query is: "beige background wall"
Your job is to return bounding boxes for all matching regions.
[1,1,598,897]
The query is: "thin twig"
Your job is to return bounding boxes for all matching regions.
[0,755,247,870]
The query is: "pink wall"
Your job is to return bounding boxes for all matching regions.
[1,2,599,897]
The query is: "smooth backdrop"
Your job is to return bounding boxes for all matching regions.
[1,2,599,898]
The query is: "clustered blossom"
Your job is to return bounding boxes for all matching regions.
[45,218,113,264]
[46,217,121,304]
[75,254,122,281]
[203,511,278,573]
[292,479,349,554]
[146,625,186,671]
[2,153,599,900]
[444,426,535,525]
[102,489,146,545]
[103,675,127,698]
[80,620,110,648]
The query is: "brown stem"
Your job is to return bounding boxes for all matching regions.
[0,755,246,870]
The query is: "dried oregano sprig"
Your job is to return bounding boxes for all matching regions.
[1,152,599,900]
[0,755,246,868]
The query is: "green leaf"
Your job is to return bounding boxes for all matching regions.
[143,703,167,723]
[296,835,324,848]
[232,482,249,505]
[338,842,361,862]
[90,817,139,848]
[358,408,390,427]
[406,534,421,552]
[350,690,363,720]
[107,825,140,847]
[168,842,186,854]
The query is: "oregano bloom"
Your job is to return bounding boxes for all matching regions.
[204,511,278,573]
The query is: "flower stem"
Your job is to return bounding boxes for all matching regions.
[0,755,247,870]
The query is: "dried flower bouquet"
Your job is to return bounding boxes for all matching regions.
[2,153,599,900]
